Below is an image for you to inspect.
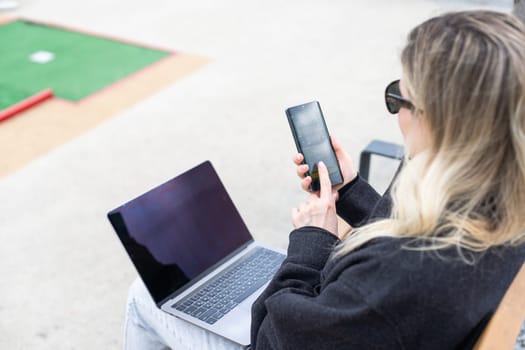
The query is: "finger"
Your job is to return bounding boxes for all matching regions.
[293,153,304,165]
[330,136,350,163]
[296,164,309,179]
[330,135,357,183]
[317,161,332,201]
[301,176,312,191]
[330,135,341,150]
[330,135,346,159]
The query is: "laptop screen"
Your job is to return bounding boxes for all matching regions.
[108,161,253,304]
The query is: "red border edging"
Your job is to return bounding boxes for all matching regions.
[0,89,54,123]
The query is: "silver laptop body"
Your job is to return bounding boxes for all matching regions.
[108,161,285,346]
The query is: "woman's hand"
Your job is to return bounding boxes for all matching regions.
[292,161,339,236]
[293,135,357,193]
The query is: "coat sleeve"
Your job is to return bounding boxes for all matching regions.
[250,228,402,350]
[336,176,382,227]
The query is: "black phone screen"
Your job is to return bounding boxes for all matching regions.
[286,101,343,191]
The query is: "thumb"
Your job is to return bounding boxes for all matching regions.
[331,135,351,161]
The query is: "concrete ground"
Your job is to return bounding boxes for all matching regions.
[0,0,514,349]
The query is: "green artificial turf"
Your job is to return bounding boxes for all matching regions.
[0,20,171,110]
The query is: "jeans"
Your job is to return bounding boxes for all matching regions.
[124,278,246,350]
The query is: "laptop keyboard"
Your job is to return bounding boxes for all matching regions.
[172,246,285,325]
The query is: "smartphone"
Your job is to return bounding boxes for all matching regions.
[286,101,343,191]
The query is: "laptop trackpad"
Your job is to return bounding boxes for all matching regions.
[212,285,265,346]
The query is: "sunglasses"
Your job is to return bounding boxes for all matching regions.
[385,79,415,114]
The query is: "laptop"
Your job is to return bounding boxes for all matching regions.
[107,161,286,346]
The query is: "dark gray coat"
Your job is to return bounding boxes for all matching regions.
[250,176,525,349]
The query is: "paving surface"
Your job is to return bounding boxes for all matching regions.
[0,0,516,349]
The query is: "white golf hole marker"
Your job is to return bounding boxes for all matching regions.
[29,51,55,64]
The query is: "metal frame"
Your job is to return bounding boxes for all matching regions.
[359,140,404,181]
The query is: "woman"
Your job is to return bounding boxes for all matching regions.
[125,10,525,349]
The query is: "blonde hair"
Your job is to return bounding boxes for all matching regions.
[337,11,525,256]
